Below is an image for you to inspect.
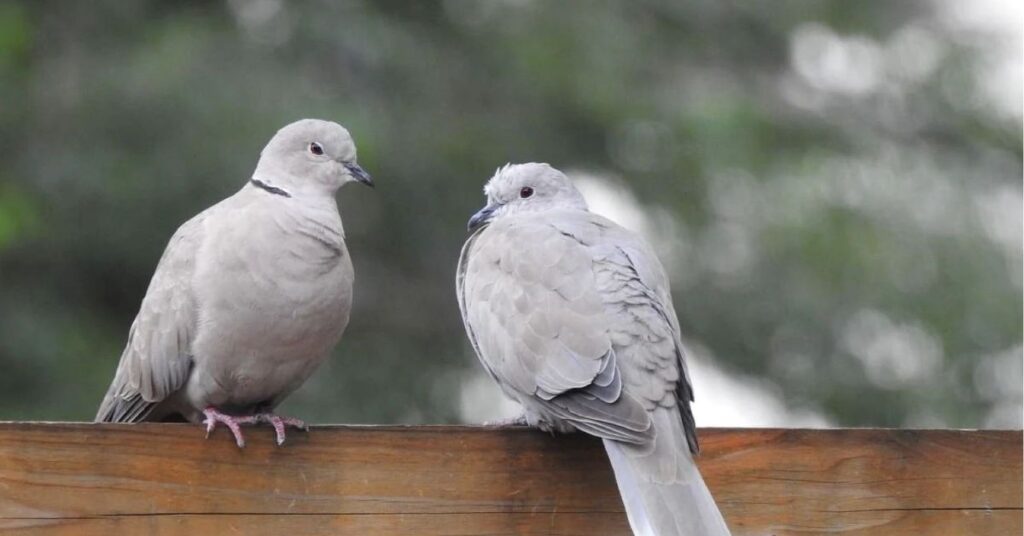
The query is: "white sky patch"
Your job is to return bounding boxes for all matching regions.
[973,184,1024,260]
[841,309,944,390]
[790,23,884,97]
[784,2,1021,120]
[973,345,1024,428]
[459,370,524,424]
[571,171,652,238]
[884,24,944,86]
[686,346,832,428]
[935,0,1023,119]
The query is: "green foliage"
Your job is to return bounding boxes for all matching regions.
[0,0,1019,427]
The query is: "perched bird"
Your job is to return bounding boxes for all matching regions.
[96,119,373,447]
[457,163,730,536]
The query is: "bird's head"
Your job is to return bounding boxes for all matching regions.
[253,118,373,197]
[467,163,587,232]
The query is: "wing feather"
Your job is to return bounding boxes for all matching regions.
[95,213,207,422]
[550,212,700,453]
[457,217,654,444]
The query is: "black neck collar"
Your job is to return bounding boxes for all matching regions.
[250,178,292,198]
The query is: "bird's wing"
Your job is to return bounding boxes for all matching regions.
[457,215,653,444]
[550,212,699,452]
[95,212,208,422]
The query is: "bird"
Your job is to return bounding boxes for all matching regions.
[456,163,731,535]
[95,118,373,448]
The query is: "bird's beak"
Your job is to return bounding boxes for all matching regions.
[344,162,374,188]
[467,204,498,232]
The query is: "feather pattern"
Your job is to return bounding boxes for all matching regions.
[95,212,205,422]
[456,163,729,535]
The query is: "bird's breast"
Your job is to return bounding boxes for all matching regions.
[190,207,354,371]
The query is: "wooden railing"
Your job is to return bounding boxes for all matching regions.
[0,423,1020,535]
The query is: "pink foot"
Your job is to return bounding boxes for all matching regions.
[235,413,308,446]
[261,414,308,446]
[202,408,309,447]
[203,407,248,448]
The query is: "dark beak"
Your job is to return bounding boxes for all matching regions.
[344,162,374,188]
[467,204,497,232]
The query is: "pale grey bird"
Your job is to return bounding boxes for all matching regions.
[95,118,373,448]
[456,163,731,536]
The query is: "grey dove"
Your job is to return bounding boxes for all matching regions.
[95,118,373,448]
[457,163,731,536]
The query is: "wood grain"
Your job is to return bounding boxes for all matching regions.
[0,424,1019,535]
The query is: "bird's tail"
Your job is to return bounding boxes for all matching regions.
[602,409,731,536]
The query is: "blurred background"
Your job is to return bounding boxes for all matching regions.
[0,0,1020,430]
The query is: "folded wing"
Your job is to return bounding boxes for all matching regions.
[95,213,206,422]
[457,217,654,443]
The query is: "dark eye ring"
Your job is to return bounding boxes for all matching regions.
[520,186,534,198]
[309,142,324,156]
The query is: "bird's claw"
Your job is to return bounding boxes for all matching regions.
[202,407,248,448]
[202,408,308,447]
[260,414,308,446]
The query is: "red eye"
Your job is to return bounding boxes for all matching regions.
[309,142,324,156]
[520,186,534,198]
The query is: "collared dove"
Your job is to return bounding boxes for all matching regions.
[457,163,731,536]
[95,118,373,448]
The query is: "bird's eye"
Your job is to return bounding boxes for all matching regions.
[309,142,324,156]
[520,186,534,199]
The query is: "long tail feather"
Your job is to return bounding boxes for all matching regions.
[602,409,731,536]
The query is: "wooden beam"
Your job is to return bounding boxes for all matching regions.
[0,424,1019,535]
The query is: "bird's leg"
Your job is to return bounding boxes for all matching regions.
[244,413,309,446]
[203,407,308,447]
[268,415,308,446]
[202,407,248,448]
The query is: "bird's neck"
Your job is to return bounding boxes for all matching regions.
[253,183,345,239]
[248,172,339,204]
